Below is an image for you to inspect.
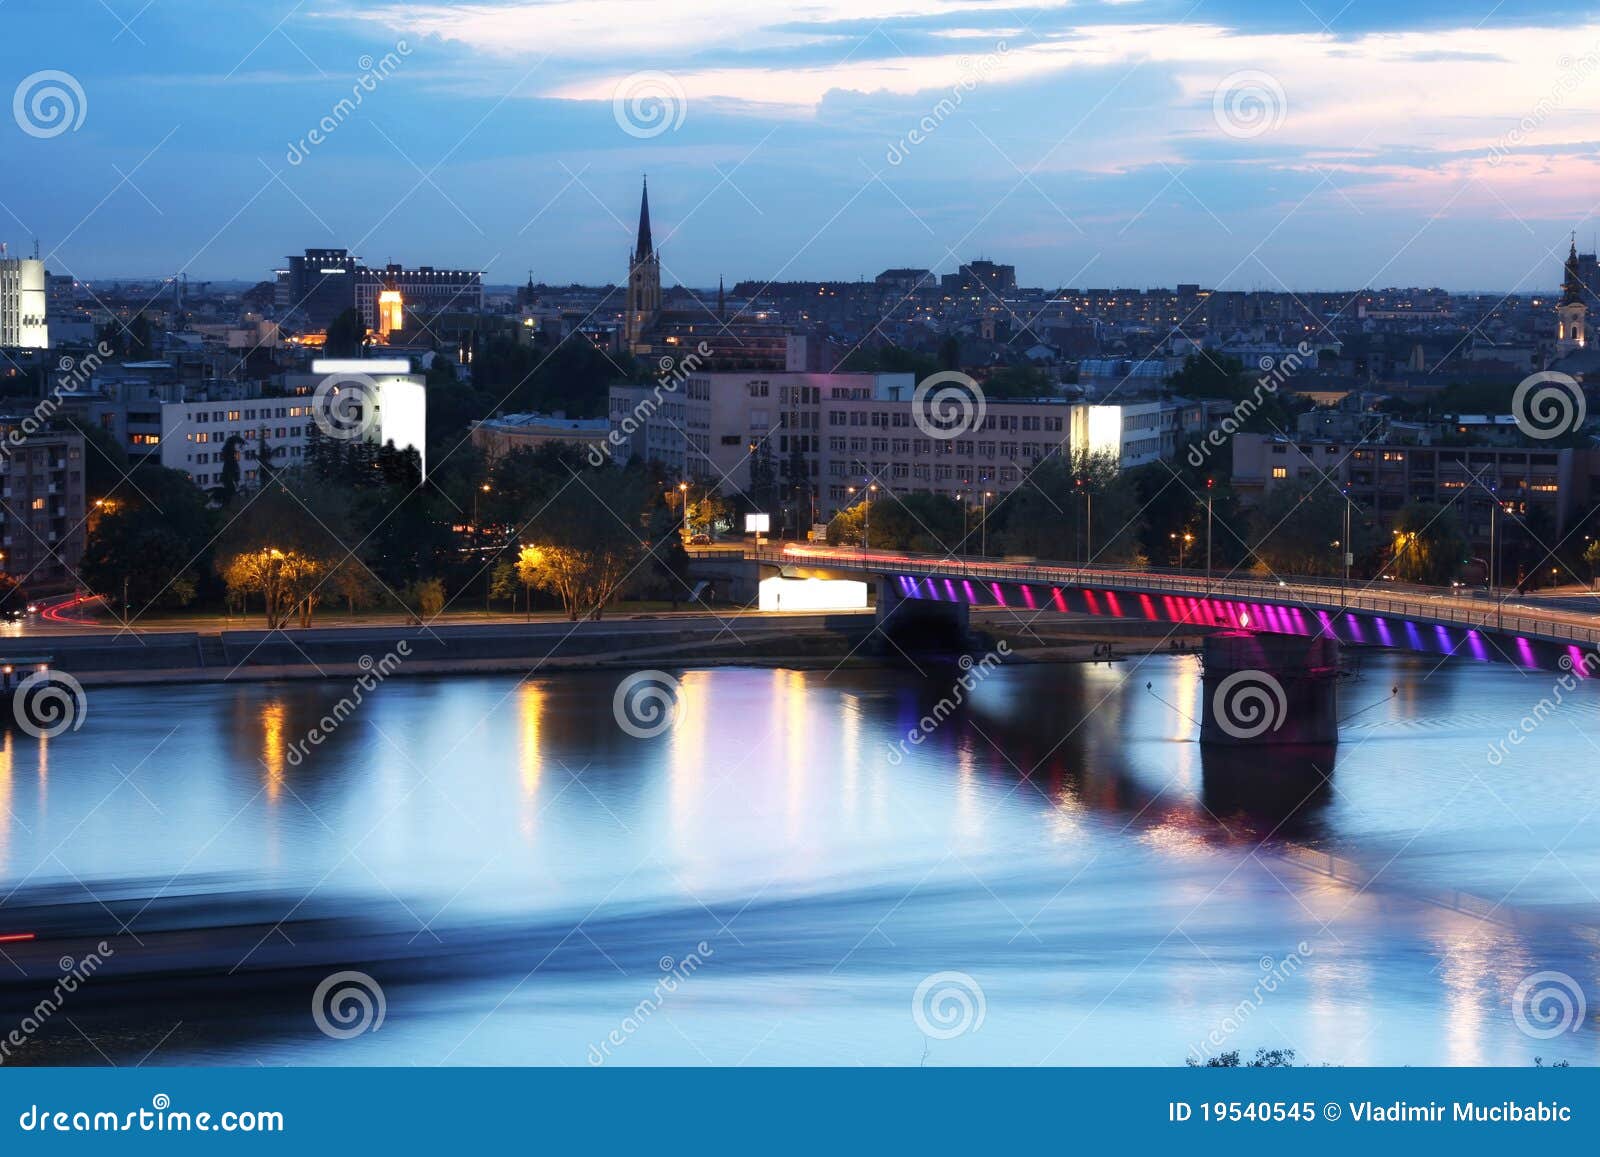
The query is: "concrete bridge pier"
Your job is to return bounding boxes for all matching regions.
[1200,632,1340,746]
[876,576,969,650]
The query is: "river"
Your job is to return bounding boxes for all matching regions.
[1,651,1596,1066]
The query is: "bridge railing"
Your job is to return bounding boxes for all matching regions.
[725,543,1600,649]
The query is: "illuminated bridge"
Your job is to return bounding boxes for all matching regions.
[692,543,1600,746]
[743,543,1600,670]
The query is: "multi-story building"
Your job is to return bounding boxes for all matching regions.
[0,257,49,349]
[278,249,483,337]
[1231,431,1599,562]
[609,370,1217,518]
[0,421,86,591]
[356,263,484,333]
[277,248,359,330]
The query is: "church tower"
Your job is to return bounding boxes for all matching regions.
[1557,235,1588,355]
[625,177,661,352]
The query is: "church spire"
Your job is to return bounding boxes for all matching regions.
[717,275,725,321]
[1563,233,1583,305]
[635,176,653,262]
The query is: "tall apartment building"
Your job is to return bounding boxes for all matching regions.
[0,421,86,591]
[0,258,49,349]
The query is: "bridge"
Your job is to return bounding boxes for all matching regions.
[692,543,1600,747]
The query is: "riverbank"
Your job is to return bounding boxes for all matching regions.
[1,609,1217,687]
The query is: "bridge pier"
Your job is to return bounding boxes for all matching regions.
[876,575,970,650]
[1200,632,1340,746]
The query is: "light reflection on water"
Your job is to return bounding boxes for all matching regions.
[2,651,1598,1066]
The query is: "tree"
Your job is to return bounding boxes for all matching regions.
[405,577,446,620]
[215,471,361,627]
[990,452,1140,564]
[324,308,366,359]
[519,468,652,619]
[217,434,244,503]
[1585,539,1600,587]
[80,466,215,613]
[221,547,323,629]
[1390,502,1468,586]
[0,572,26,613]
[1247,480,1350,577]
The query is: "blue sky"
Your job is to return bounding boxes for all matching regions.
[1,0,1595,291]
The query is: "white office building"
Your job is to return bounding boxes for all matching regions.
[0,258,48,349]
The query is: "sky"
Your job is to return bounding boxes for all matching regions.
[2,0,1597,292]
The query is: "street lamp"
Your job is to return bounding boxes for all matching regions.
[678,480,689,539]
[1171,531,1193,570]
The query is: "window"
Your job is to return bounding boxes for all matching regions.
[1272,466,1288,479]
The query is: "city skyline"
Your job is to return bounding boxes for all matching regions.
[3,1,1596,290]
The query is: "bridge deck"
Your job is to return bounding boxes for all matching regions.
[694,544,1600,653]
